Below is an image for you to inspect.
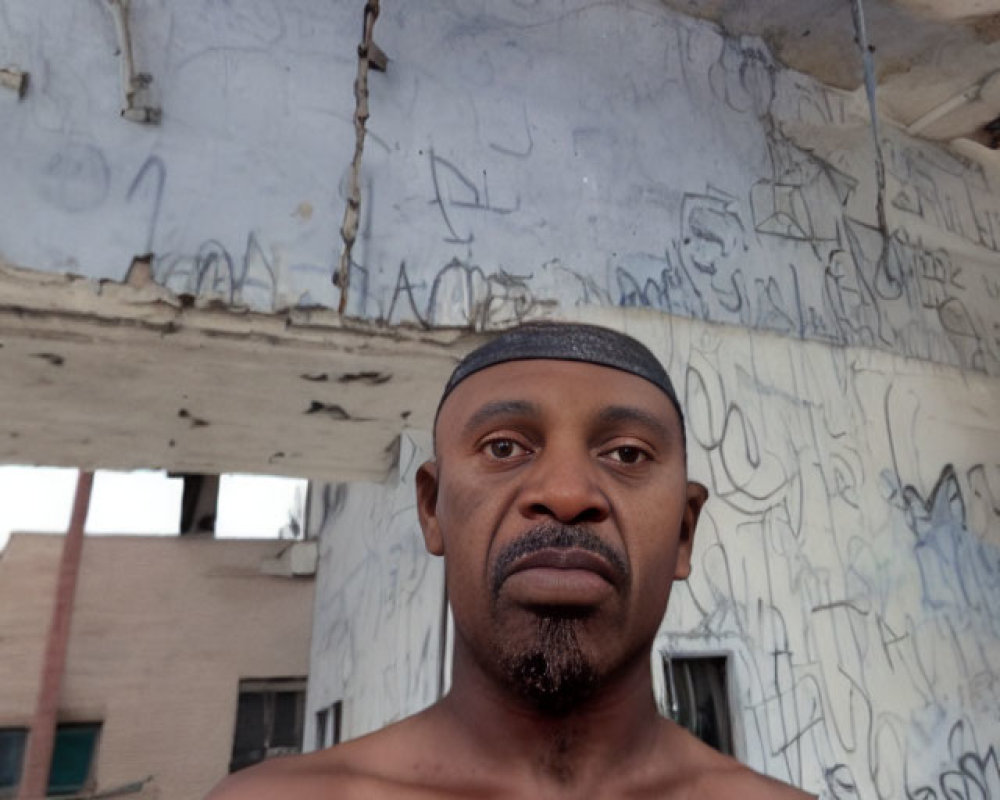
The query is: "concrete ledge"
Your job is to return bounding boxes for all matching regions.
[0,260,485,481]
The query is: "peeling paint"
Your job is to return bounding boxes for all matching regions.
[305,402,352,421]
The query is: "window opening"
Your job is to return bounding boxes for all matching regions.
[49,723,101,796]
[176,473,219,534]
[315,709,327,751]
[314,700,343,751]
[660,655,733,755]
[229,678,306,773]
[0,728,27,797]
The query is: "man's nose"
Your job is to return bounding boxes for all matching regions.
[517,445,610,525]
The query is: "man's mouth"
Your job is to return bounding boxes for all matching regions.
[494,542,627,609]
[489,524,630,608]
[505,547,619,585]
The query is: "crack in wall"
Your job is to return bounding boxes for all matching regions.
[850,0,890,261]
[335,0,382,314]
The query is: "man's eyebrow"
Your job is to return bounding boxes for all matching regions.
[461,400,539,436]
[595,405,677,442]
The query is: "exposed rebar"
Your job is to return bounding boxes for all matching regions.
[105,0,161,125]
[335,0,381,314]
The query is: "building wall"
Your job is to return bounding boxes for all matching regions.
[305,432,445,746]
[1,1,997,376]
[612,308,1000,798]
[0,534,314,800]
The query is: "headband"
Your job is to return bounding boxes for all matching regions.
[437,322,684,437]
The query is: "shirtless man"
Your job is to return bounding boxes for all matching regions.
[208,322,814,798]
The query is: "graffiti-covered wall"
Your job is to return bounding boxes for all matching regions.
[2,1,997,374]
[612,308,1000,799]
[304,432,445,747]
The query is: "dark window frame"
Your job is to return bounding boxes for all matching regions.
[229,678,307,774]
[0,728,28,798]
[657,653,735,757]
[0,722,101,798]
[315,700,343,751]
[48,722,101,796]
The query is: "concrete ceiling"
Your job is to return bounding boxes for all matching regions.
[661,0,1000,145]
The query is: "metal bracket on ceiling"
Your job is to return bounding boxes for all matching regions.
[0,67,29,98]
[105,0,161,125]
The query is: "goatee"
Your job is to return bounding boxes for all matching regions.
[500,614,597,716]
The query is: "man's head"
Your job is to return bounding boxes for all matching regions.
[416,322,708,715]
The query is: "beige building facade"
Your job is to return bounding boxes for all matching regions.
[0,534,314,800]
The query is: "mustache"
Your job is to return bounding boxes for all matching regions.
[490,523,630,599]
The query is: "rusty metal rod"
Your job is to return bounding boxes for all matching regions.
[18,471,94,800]
[335,0,381,313]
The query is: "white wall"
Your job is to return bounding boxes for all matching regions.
[305,432,445,745]
[612,308,1000,799]
[2,1,997,373]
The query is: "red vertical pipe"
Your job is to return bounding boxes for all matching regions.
[18,471,94,800]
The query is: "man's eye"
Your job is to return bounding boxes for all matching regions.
[484,439,524,459]
[607,446,647,465]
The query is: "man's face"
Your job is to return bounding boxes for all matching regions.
[416,359,707,713]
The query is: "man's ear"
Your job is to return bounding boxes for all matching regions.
[673,481,709,581]
[415,460,444,556]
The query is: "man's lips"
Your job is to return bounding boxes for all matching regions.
[489,524,630,606]
[504,547,619,585]
[498,546,621,607]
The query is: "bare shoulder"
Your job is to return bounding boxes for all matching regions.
[658,723,814,799]
[693,764,816,799]
[204,748,368,800]
[204,710,463,800]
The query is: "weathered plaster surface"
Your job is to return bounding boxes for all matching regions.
[305,432,445,746]
[609,307,1000,798]
[1,1,998,374]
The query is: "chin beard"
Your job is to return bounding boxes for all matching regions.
[499,614,598,716]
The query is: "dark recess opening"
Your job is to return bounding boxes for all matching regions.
[229,678,306,773]
[660,655,734,756]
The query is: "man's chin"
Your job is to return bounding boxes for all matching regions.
[498,614,599,717]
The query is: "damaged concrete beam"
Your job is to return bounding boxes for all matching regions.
[0,257,476,482]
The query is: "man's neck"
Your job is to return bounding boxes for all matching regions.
[436,640,666,792]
